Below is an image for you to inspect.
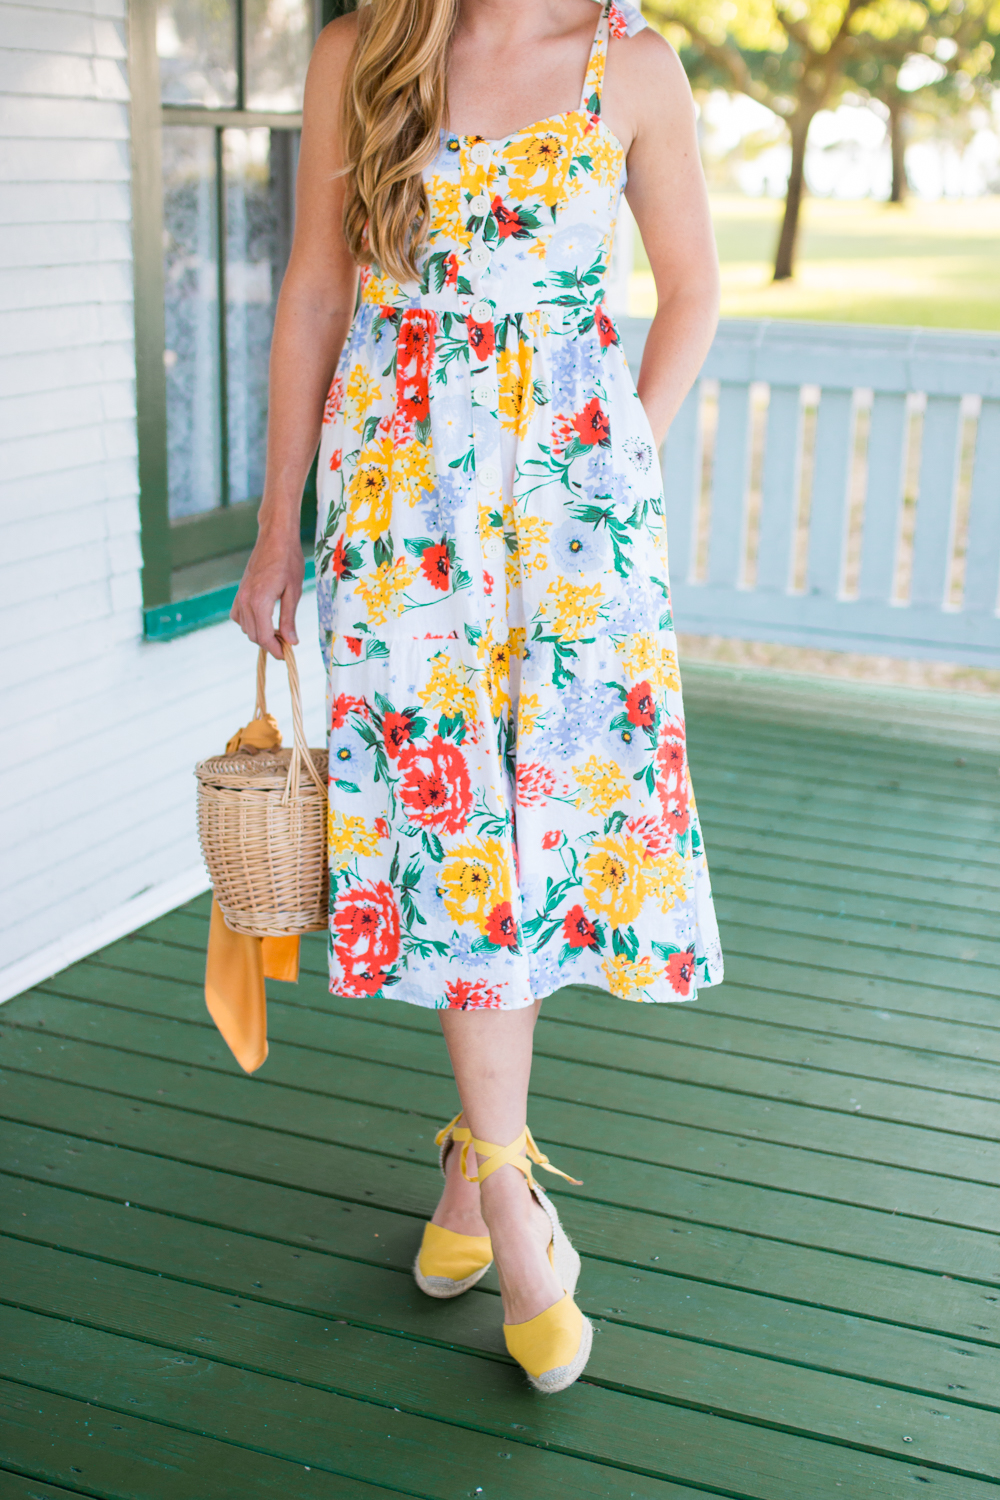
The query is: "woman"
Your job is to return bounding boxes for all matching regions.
[232,0,723,1394]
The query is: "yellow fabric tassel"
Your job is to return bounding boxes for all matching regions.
[204,898,299,1074]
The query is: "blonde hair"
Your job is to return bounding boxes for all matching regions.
[342,0,459,285]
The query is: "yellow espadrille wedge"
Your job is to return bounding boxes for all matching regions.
[458,1125,592,1394]
[413,1112,493,1299]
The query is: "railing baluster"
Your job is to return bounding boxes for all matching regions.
[910,395,962,609]
[660,383,701,585]
[858,391,908,605]
[962,397,1000,617]
[806,388,854,598]
[755,384,801,593]
[708,380,752,588]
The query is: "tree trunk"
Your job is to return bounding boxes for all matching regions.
[888,98,907,204]
[773,113,813,282]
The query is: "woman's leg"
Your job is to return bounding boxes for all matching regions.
[436,1001,564,1325]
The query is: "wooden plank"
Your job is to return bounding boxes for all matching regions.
[5,1236,999,1485]
[910,395,963,610]
[8,1168,1000,1413]
[707,381,752,588]
[858,390,908,604]
[2,1066,997,1280]
[755,384,801,593]
[6,1304,989,1500]
[12,988,1000,1187]
[660,383,700,585]
[963,397,1000,616]
[806,388,854,599]
[5,1120,996,1345]
[0,1381,401,1500]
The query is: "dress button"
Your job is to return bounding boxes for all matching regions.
[469,193,491,216]
[470,299,492,323]
[479,463,501,486]
[472,379,494,405]
[469,141,492,165]
[470,245,490,268]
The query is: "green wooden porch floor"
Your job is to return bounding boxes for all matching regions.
[2,666,999,1500]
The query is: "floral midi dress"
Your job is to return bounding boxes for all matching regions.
[315,0,724,1011]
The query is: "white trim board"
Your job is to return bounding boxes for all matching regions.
[0,866,210,1006]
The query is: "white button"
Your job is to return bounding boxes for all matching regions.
[470,142,492,166]
[470,300,492,323]
[469,193,491,216]
[470,245,491,268]
[472,380,494,405]
[479,463,501,486]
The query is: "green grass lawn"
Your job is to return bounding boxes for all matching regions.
[631,193,1000,330]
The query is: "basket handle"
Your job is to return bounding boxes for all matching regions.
[255,640,327,804]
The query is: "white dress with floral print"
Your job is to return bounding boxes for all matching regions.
[315,0,724,1010]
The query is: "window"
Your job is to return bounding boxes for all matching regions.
[130,0,349,633]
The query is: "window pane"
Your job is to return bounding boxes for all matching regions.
[162,126,222,518]
[245,0,312,111]
[224,127,297,505]
[157,0,238,108]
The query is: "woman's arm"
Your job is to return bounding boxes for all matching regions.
[231,15,360,659]
[607,29,719,450]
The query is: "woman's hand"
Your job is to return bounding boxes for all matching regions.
[230,523,305,659]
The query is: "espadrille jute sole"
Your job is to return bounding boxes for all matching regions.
[411,1253,493,1299]
[526,1313,594,1394]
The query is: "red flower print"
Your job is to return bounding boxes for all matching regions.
[446,978,504,1010]
[444,252,459,287]
[421,542,451,592]
[467,316,495,360]
[323,376,344,424]
[594,304,618,348]
[374,817,390,839]
[393,308,436,442]
[333,880,400,996]
[655,722,689,834]
[626,681,656,728]
[550,415,576,458]
[563,905,599,949]
[541,829,562,850]
[382,711,412,759]
[346,636,363,657]
[571,397,611,447]
[332,536,349,579]
[331,692,368,730]
[515,762,556,806]
[483,570,494,596]
[397,736,472,832]
[486,901,518,948]
[329,448,343,471]
[491,196,524,239]
[608,2,629,38]
[666,949,696,996]
[624,815,673,862]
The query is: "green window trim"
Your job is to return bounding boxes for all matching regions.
[144,559,316,642]
[128,0,353,619]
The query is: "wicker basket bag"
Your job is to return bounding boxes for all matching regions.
[195,641,328,937]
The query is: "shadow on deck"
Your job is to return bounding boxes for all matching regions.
[2,664,999,1500]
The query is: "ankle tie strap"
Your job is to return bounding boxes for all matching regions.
[443,1121,582,1190]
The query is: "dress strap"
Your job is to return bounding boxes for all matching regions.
[580,1,648,117]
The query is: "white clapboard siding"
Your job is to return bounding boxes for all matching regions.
[0,3,328,997]
[621,317,1000,665]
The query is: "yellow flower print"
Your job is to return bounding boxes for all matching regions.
[346,365,383,431]
[359,271,401,306]
[427,174,472,248]
[616,632,681,689]
[346,437,393,540]
[355,558,417,627]
[497,340,536,438]
[476,632,512,720]
[573,756,630,817]
[589,131,624,189]
[503,121,581,208]
[419,652,481,726]
[393,438,435,509]
[439,837,512,928]
[584,835,647,927]
[327,811,381,870]
[644,851,690,913]
[602,954,666,1001]
[514,514,551,578]
[517,691,542,737]
[544,578,604,640]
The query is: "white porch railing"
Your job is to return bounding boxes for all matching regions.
[620,318,1000,667]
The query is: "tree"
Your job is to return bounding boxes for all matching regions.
[647,0,1000,278]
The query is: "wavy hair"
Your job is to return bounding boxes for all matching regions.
[341,0,459,284]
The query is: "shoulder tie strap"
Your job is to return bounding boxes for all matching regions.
[580,1,612,117]
[453,1125,583,1190]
